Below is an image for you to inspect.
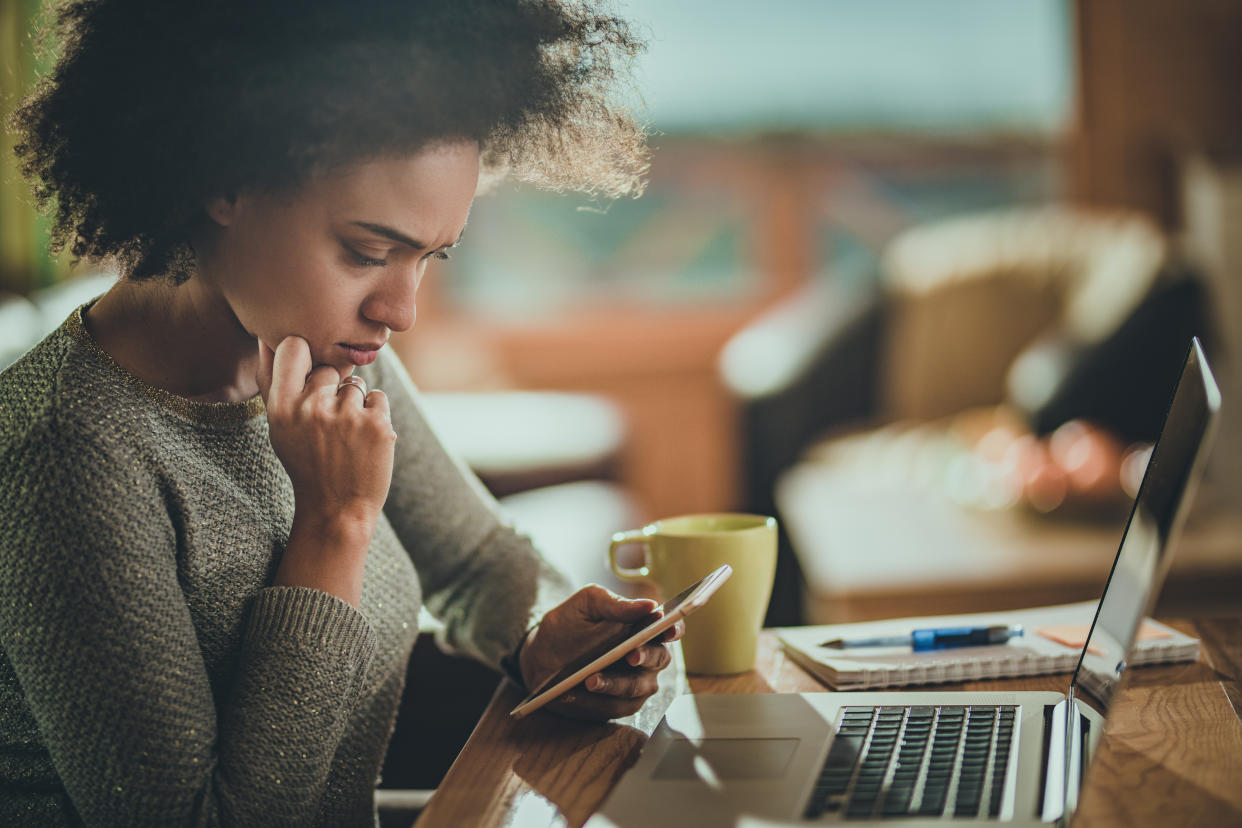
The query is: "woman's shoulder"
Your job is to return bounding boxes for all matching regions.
[0,320,176,562]
[1,320,78,445]
[0,314,141,462]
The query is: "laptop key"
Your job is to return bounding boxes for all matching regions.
[819,775,851,794]
[956,794,983,810]
[806,733,867,819]
[825,735,865,770]
[882,799,913,816]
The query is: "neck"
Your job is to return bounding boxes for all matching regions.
[86,275,261,403]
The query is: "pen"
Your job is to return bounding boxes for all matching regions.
[819,624,1024,651]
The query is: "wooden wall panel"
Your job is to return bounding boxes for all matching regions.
[1072,0,1242,227]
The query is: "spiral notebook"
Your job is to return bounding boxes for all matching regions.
[776,601,1199,690]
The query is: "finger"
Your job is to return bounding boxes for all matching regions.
[586,670,657,699]
[307,364,342,396]
[581,586,658,623]
[269,336,313,409]
[256,340,276,402]
[624,643,671,671]
[661,620,686,643]
[336,385,367,407]
[364,389,392,422]
[331,379,369,407]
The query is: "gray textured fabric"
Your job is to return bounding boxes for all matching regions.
[0,304,573,826]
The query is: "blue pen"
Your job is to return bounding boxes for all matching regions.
[819,624,1024,651]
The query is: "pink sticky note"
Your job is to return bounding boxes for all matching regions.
[1036,621,1171,655]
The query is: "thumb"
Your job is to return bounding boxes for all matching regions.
[256,339,275,403]
[583,587,659,622]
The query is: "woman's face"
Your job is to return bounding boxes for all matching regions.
[198,140,479,374]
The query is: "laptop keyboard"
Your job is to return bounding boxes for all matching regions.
[803,705,1016,821]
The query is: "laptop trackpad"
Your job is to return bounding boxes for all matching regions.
[652,738,800,781]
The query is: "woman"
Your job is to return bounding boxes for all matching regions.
[0,0,680,824]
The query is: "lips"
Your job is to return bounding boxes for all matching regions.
[340,342,384,366]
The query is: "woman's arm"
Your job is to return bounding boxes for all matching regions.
[368,348,575,669]
[259,337,396,607]
[0,411,375,826]
[369,349,682,720]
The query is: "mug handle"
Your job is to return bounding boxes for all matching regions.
[609,529,651,581]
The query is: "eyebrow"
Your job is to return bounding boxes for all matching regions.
[350,221,464,250]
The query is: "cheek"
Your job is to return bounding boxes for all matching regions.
[225,263,353,347]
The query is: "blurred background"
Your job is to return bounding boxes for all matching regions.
[3,0,1241,626]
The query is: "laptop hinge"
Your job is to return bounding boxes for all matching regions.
[1062,691,1095,823]
[1039,699,1069,823]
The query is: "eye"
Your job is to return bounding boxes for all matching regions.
[345,246,388,267]
[433,250,451,261]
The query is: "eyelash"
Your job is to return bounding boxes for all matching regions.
[346,248,451,267]
[348,250,387,267]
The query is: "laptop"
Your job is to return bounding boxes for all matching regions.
[589,338,1220,828]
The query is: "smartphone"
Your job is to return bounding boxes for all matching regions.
[508,564,733,719]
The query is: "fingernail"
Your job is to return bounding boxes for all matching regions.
[628,651,642,666]
[590,675,605,691]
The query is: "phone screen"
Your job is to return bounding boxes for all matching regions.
[510,565,731,717]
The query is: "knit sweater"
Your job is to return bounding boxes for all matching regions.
[0,304,574,826]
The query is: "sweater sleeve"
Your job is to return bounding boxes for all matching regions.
[367,349,575,670]
[0,411,376,827]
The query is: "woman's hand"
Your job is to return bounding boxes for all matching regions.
[257,336,397,605]
[258,336,396,523]
[518,585,685,721]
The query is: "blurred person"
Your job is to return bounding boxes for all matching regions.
[0,1,680,825]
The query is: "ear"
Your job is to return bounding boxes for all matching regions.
[204,193,239,227]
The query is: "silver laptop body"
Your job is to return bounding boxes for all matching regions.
[590,338,1219,828]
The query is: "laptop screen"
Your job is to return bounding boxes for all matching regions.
[1069,337,1220,712]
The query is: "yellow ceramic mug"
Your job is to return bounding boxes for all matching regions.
[609,513,778,675]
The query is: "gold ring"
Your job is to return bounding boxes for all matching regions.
[336,376,369,397]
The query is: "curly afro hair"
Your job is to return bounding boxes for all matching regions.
[9,0,650,282]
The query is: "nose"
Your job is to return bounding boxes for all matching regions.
[361,261,423,333]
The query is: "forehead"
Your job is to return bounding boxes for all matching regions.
[299,141,479,239]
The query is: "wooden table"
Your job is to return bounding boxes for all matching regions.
[414,618,1242,827]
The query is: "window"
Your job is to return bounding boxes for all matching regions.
[442,0,1073,317]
